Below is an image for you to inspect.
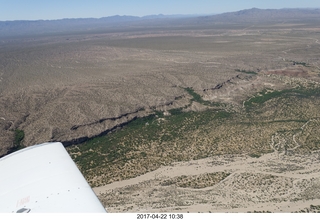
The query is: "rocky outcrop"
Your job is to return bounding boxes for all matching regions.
[62,116,136,147]
[60,96,190,147]
[203,74,254,92]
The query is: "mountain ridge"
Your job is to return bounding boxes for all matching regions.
[1,8,320,37]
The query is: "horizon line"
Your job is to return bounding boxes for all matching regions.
[1,7,319,22]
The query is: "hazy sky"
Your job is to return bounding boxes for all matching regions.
[1,0,320,21]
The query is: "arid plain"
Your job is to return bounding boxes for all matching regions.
[1,8,320,212]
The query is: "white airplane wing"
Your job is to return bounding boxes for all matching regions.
[0,142,106,213]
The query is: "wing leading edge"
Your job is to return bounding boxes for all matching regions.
[0,142,106,213]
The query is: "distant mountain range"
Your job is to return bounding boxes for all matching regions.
[0,8,319,37]
[199,8,320,23]
[0,14,203,37]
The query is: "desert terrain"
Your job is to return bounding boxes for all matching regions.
[1,8,320,212]
[94,152,320,213]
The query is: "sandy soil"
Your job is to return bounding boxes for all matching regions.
[94,151,320,213]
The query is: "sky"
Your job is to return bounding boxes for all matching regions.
[1,0,320,21]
